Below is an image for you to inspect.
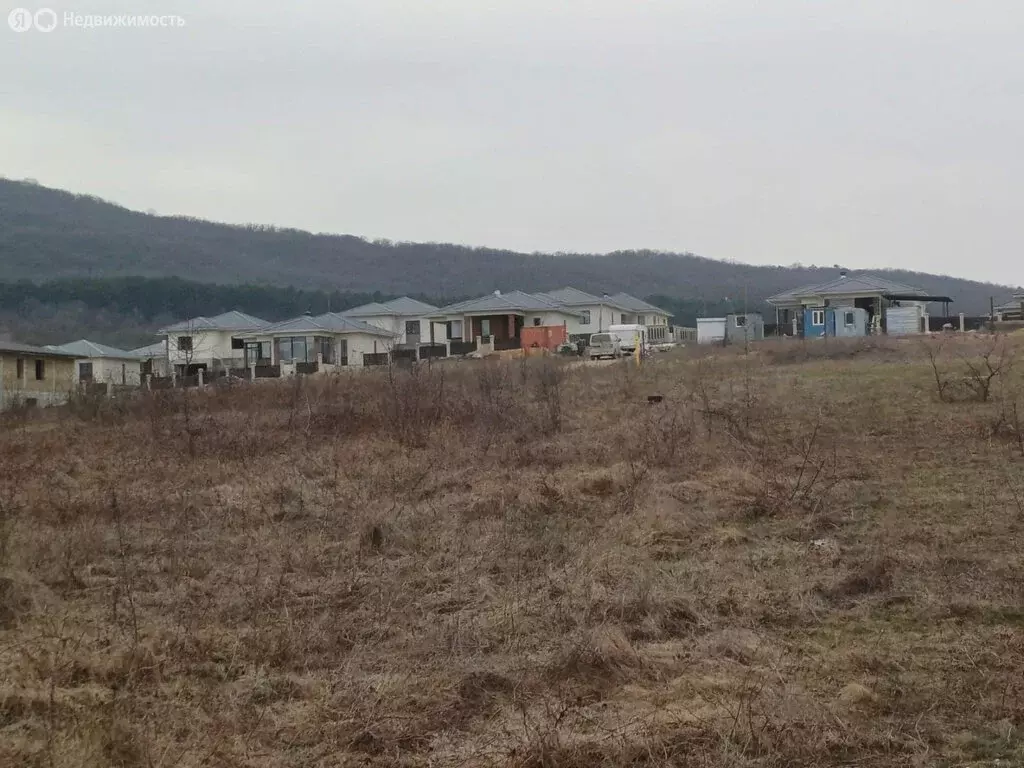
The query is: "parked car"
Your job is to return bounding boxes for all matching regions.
[588,333,623,360]
[608,324,648,355]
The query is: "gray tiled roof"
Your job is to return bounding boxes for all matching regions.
[434,290,567,315]
[608,293,671,315]
[764,283,821,304]
[0,340,77,358]
[130,342,168,358]
[160,310,269,333]
[241,313,394,337]
[340,302,392,317]
[380,297,438,314]
[768,274,926,304]
[536,287,605,306]
[342,297,439,317]
[46,339,136,359]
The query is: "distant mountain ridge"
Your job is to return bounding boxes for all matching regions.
[0,178,1012,314]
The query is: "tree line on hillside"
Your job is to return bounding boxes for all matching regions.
[0,278,442,348]
[0,178,1010,314]
[0,277,435,324]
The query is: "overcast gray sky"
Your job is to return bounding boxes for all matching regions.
[3,0,1022,285]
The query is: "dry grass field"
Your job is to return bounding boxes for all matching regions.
[2,335,1024,767]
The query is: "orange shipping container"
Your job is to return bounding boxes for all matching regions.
[520,325,568,351]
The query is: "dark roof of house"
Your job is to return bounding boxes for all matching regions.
[160,310,269,333]
[434,290,569,315]
[0,340,78,358]
[768,274,928,304]
[342,297,439,317]
[608,292,672,315]
[240,312,394,337]
[130,342,167,358]
[536,287,607,306]
[45,339,136,359]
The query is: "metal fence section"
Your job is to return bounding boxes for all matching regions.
[418,344,447,359]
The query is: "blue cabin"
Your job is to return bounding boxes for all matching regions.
[803,307,868,339]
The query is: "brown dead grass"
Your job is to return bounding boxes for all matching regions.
[2,340,1024,766]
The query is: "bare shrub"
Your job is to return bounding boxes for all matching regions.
[384,362,449,447]
[749,418,840,519]
[530,356,565,434]
[926,334,1016,403]
[473,361,522,452]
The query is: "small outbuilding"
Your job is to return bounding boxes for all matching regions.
[724,313,764,344]
[885,305,926,336]
[696,318,727,345]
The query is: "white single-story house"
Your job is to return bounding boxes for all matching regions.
[45,339,142,386]
[429,288,673,347]
[428,290,584,348]
[237,312,396,370]
[341,297,448,348]
[158,310,269,375]
[767,272,952,336]
[130,341,171,377]
[534,287,630,338]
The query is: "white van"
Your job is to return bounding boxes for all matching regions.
[608,324,647,354]
[587,332,623,360]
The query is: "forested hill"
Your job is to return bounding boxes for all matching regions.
[0,178,1012,313]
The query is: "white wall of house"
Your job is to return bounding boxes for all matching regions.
[618,311,670,331]
[166,330,246,369]
[524,310,580,331]
[346,332,393,365]
[358,314,447,345]
[556,303,623,335]
[75,357,142,386]
[140,356,171,377]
